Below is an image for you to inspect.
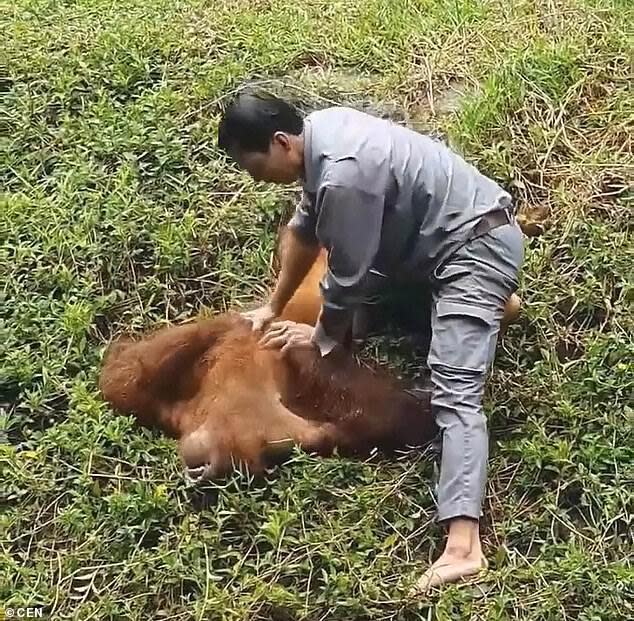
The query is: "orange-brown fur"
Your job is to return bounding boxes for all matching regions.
[100,314,437,478]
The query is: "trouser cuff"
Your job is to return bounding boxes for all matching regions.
[437,502,482,523]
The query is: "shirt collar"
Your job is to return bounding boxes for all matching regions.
[301,115,317,192]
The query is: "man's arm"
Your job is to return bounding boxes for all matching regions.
[312,183,385,356]
[244,192,320,331]
[270,226,320,315]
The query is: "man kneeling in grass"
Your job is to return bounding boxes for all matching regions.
[217,91,524,591]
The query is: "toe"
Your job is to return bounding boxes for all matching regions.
[409,556,488,596]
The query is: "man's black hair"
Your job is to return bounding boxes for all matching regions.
[217,91,304,156]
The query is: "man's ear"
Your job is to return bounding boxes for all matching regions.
[272,131,291,151]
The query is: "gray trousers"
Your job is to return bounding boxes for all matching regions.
[428,220,524,522]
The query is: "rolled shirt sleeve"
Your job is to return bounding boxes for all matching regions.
[313,183,385,356]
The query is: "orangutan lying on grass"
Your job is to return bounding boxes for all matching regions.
[99,229,520,480]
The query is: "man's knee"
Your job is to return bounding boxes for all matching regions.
[430,363,488,425]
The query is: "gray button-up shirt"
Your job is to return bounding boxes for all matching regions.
[288,106,512,356]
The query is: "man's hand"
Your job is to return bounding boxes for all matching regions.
[259,321,315,354]
[242,303,278,332]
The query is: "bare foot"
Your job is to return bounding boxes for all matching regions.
[409,551,488,594]
[409,517,488,595]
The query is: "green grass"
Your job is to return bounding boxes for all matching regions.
[2,0,632,619]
